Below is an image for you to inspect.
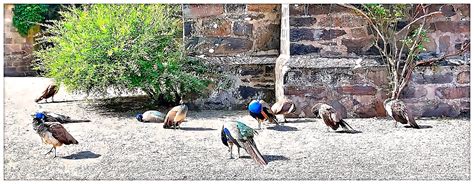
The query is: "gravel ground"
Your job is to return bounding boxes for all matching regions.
[3,77,470,180]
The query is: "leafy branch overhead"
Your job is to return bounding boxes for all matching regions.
[340,4,470,99]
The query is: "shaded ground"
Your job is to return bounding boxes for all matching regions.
[3,77,470,180]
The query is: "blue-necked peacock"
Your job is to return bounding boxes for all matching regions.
[32,112,78,158]
[248,98,278,129]
[221,121,268,165]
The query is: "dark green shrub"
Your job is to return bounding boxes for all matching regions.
[34,4,209,103]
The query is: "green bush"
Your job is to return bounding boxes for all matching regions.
[12,4,49,36]
[34,4,210,103]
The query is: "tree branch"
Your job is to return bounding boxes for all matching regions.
[338,4,386,44]
[416,42,470,66]
[396,11,443,36]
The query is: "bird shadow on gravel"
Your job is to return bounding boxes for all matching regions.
[284,118,314,124]
[37,100,84,104]
[239,155,289,163]
[62,151,101,160]
[179,127,217,131]
[267,125,298,131]
[334,130,363,134]
[404,125,433,129]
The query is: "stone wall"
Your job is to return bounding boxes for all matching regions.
[3,4,37,76]
[183,4,281,56]
[288,4,470,57]
[283,56,469,118]
[280,4,470,118]
[193,56,276,110]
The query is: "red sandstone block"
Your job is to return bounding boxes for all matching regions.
[457,71,470,84]
[337,85,377,95]
[184,4,223,18]
[283,86,326,97]
[436,86,470,99]
[430,21,470,33]
[307,4,350,15]
[248,4,279,12]
[201,18,231,36]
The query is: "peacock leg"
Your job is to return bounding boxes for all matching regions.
[393,121,397,128]
[257,119,261,130]
[229,143,233,159]
[45,146,54,155]
[53,147,57,158]
[237,147,241,159]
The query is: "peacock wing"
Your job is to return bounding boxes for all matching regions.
[46,123,78,145]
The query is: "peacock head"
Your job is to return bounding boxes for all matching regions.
[248,100,262,113]
[136,114,143,122]
[34,112,45,120]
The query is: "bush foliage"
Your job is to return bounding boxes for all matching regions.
[12,4,49,36]
[34,4,209,103]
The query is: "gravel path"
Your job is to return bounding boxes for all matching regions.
[3,77,470,180]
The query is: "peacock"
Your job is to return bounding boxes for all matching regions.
[32,112,78,158]
[384,98,420,129]
[312,103,355,132]
[221,121,268,165]
[271,98,296,123]
[136,110,166,123]
[35,84,59,103]
[248,98,278,129]
[163,103,188,129]
[31,110,90,123]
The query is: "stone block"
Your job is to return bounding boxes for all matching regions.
[4,37,12,44]
[430,21,470,33]
[455,4,470,17]
[422,102,460,117]
[337,85,377,95]
[184,21,194,37]
[224,4,246,13]
[290,17,317,27]
[413,72,454,84]
[350,27,368,38]
[254,23,280,51]
[342,37,374,55]
[289,4,306,16]
[317,13,367,27]
[362,68,389,86]
[436,86,470,99]
[290,28,346,41]
[238,86,258,99]
[283,86,327,97]
[400,86,428,98]
[457,71,470,84]
[233,22,253,37]
[290,43,321,55]
[183,4,224,18]
[307,4,350,15]
[248,4,279,12]
[239,66,264,76]
[438,35,451,53]
[214,37,253,54]
[201,18,231,36]
[440,5,456,17]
